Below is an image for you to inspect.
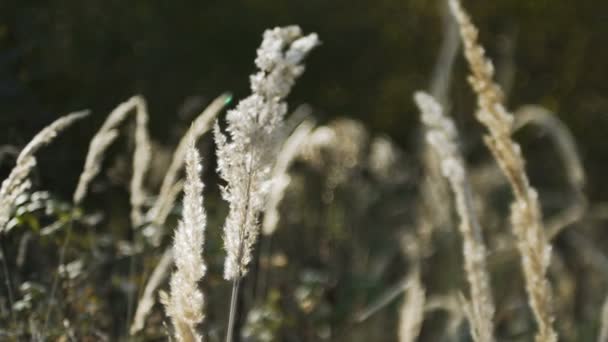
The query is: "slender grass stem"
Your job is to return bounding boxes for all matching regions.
[0,240,15,326]
[43,212,75,333]
[126,246,137,338]
[226,277,241,342]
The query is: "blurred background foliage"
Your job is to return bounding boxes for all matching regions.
[1,0,607,200]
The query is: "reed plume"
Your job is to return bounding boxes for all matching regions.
[162,138,208,342]
[448,1,557,340]
[214,26,318,342]
[130,97,152,227]
[131,94,230,333]
[0,110,88,323]
[73,96,151,218]
[415,91,495,342]
[262,119,315,236]
[147,93,231,228]
[0,110,89,233]
[215,26,318,280]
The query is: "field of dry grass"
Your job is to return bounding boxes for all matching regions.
[1,1,607,341]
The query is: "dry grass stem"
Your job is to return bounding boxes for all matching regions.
[398,270,425,342]
[262,119,315,235]
[73,96,149,208]
[154,180,185,229]
[130,97,152,227]
[449,1,557,340]
[131,94,230,332]
[130,248,173,335]
[415,91,495,342]
[147,93,231,227]
[599,295,608,342]
[429,0,460,107]
[215,26,318,342]
[514,105,587,238]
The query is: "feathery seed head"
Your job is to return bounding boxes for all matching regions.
[215,26,318,280]
[164,139,207,342]
[415,91,495,342]
[1,111,88,233]
[448,1,557,340]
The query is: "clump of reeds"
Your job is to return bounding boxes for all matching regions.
[415,91,495,342]
[448,0,557,340]
[214,25,318,342]
[161,138,208,342]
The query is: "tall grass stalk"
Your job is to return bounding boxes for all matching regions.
[449,1,557,340]
[214,26,318,342]
[0,111,88,326]
[0,111,89,232]
[130,96,152,228]
[130,248,173,334]
[262,118,315,236]
[46,96,146,333]
[73,96,149,208]
[147,93,231,228]
[415,91,495,342]
[599,295,608,342]
[398,270,425,342]
[225,277,241,342]
[130,94,230,334]
[162,138,208,342]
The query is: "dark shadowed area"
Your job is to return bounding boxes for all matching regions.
[1,0,607,198]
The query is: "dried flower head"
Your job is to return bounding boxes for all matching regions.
[73,96,151,214]
[415,91,495,342]
[163,139,207,342]
[449,1,556,341]
[215,26,319,280]
[0,111,89,233]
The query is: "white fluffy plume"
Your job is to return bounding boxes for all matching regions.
[0,110,89,233]
[214,26,319,280]
[163,138,207,342]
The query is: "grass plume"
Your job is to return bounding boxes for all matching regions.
[1,110,89,232]
[415,91,495,342]
[162,138,208,342]
[73,95,150,214]
[147,93,231,229]
[214,26,318,342]
[262,118,315,236]
[449,1,557,340]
